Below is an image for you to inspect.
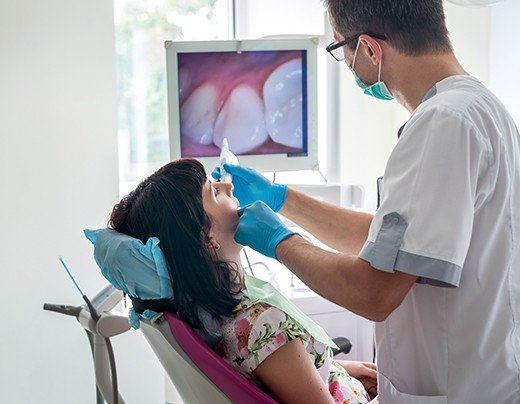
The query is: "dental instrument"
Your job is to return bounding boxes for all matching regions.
[219,138,239,183]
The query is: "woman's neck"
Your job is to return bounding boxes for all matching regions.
[215,247,245,291]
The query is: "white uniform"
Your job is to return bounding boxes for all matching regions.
[359,76,520,403]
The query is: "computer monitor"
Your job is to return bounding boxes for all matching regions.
[165,38,318,173]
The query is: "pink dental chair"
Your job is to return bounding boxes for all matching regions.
[140,311,278,404]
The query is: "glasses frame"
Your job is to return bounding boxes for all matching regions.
[326,33,387,62]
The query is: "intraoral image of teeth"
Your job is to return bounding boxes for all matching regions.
[263,59,303,149]
[213,84,269,154]
[180,82,219,145]
[178,67,192,104]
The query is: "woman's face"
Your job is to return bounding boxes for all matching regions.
[202,179,240,239]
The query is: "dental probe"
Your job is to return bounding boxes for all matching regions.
[219,138,240,183]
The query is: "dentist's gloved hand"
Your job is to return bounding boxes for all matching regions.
[212,164,287,212]
[234,201,297,260]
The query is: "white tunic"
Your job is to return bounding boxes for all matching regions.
[359,76,520,403]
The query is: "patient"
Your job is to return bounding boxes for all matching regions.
[109,158,377,404]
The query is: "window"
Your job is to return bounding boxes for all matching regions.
[114,0,230,193]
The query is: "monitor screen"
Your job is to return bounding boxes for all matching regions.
[166,39,318,173]
[177,50,308,158]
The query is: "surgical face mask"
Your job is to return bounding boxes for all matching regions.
[350,39,394,101]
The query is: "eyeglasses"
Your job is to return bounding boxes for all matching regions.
[326,33,387,62]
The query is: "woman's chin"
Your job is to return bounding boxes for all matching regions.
[230,239,243,251]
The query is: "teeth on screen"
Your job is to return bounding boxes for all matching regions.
[213,84,268,154]
[263,59,303,149]
[178,67,192,104]
[180,82,218,145]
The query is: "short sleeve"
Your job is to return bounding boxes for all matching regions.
[246,305,309,372]
[359,105,492,287]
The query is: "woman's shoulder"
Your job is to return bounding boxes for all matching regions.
[220,298,287,338]
[232,298,303,332]
[217,297,310,375]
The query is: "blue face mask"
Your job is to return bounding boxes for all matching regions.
[350,39,394,101]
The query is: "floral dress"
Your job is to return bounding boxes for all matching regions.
[214,295,370,404]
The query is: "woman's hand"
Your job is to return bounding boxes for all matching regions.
[337,360,378,397]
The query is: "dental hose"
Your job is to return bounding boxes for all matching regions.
[86,331,105,404]
[243,248,255,277]
[85,331,119,404]
[82,297,118,403]
[105,337,119,404]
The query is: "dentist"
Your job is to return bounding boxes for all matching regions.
[215,0,520,403]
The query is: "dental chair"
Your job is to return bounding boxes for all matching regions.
[139,310,277,404]
[140,310,353,404]
[83,228,353,403]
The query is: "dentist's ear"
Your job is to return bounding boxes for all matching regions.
[359,34,383,66]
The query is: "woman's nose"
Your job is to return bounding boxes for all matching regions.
[224,182,234,195]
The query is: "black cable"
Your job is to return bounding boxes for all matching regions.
[105,337,119,404]
[82,295,100,322]
[372,333,377,364]
[242,248,255,277]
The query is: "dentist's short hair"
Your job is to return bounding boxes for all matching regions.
[325,0,453,56]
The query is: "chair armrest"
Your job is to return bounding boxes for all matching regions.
[331,337,352,356]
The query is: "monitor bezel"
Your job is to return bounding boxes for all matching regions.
[165,38,319,173]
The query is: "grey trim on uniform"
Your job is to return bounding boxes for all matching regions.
[365,212,408,270]
[359,212,462,288]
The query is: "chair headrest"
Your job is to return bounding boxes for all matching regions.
[84,228,174,300]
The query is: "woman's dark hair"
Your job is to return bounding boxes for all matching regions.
[109,158,241,331]
[325,0,453,56]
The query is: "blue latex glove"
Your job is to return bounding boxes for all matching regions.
[211,164,287,212]
[234,201,297,260]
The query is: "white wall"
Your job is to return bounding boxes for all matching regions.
[235,0,325,37]
[0,1,163,402]
[444,2,490,85]
[489,0,520,126]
